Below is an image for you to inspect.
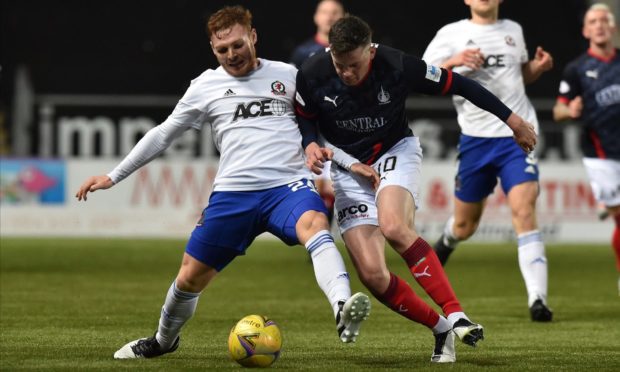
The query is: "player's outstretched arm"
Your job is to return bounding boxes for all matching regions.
[75,175,114,201]
[447,72,536,152]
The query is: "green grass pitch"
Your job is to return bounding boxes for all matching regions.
[1,238,619,371]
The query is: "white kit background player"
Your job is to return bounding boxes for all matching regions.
[422,0,554,321]
[76,6,370,359]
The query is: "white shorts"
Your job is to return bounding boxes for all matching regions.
[332,137,422,233]
[582,157,620,207]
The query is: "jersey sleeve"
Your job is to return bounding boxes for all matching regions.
[178,71,211,125]
[294,70,320,148]
[324,138,360,170]
[422,28,454,67]
[290,46,305,68]
[557,62,581,104]
[403,54,453,96]
[294,70,319,119]
[516,23,529,64]
[107,102,202,184]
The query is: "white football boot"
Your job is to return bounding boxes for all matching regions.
[431,330,456,363]
[336,292,371,343]
[452,318,485,346]
[114,333,179,359]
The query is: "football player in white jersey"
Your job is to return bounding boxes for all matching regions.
[75,6,370,359]
[422,0,554,321]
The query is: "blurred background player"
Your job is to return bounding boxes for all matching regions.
[290,0,345,68]
[553,3,620,295]
[296,15,539,362]
[423,0,554,321]
[76,6,370,359]
[290,0,346,228]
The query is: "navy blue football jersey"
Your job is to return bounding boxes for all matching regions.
[295,44,452,164]
[557,48,620,160]
[290,37,327,68]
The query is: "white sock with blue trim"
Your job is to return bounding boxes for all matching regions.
[156,281,200,349]
[306,230,351,318]
[517,230,548,306]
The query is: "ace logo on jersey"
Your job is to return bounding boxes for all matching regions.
[232,99,288,122]
[271,81,286,95]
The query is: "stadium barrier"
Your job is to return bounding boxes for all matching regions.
[0,158,612,242]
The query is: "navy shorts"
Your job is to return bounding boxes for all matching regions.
[185,179,327,271]
[454,135,539,202]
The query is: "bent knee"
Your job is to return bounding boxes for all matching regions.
[298,210,330,232]
[379,221,411,243]
[174,276,204,293]
[175,268,216,293]
[358,268,390,294]
[511,206,535,223]
[453,220,477,240]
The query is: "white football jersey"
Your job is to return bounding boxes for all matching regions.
[423,19,538,137]
[108,59,310,191]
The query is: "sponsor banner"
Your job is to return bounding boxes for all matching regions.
[417,161,612,242]
[0,159,613,242]
[29,95,582,162]
[0,159,66,204]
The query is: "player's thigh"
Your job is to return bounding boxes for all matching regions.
[497,145,540,197]
[376,186,418,250]
[331,159,378,235]
[376,185,415,228]
[582,157,620,209]
[266,179,329,245]
[454,139,499,202]
[375,137,423,210]
[185,191,262,272]
[342,224,388,277]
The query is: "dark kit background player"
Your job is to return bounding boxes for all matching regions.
[553,3,620,295]
[295,15,537,362]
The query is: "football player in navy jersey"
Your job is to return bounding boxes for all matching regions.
[295,15,537,362]
[76,6,370,360]
[553,3,620,295]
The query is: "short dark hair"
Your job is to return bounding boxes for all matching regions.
[207,5,252,38]
[328,15,372,55]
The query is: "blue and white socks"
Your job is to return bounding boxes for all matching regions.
[305,230,351,318]
[517,230,548,306]
[156,281,200,349]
